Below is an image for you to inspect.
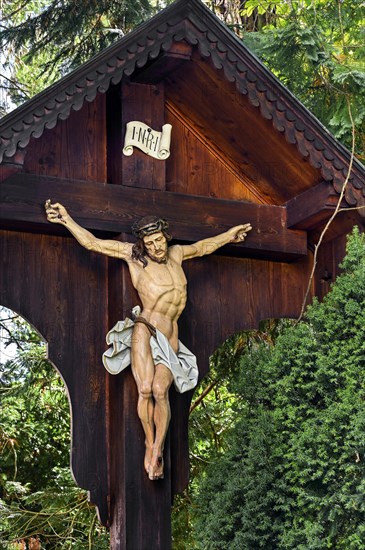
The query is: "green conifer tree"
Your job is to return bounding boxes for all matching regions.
[194,227,365,549]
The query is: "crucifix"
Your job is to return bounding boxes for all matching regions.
[3,1,359,546]
[45,199,251,480]
[0,134,310,550]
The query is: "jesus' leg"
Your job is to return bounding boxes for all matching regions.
[149,363,174,480]
[131,323,156,474]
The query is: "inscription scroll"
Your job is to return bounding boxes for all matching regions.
[123,122,172,159]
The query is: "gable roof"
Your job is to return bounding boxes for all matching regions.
[1,0,364,208]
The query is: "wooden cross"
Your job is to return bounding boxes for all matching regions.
[1,1,364,545]
[0,163,309,549]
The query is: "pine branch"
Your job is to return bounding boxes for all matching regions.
[0,321,25,351]
[5,0,36,21]
[0,73,30,96]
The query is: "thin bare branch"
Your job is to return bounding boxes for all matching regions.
[189,379,219,414]
[297,97,356,322]
[338,205,365,214]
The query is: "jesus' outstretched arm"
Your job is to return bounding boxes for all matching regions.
[44,200,132,260]
[180,223,252,260]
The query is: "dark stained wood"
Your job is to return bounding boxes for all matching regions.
[23,96,107,183]
[0,163,22,183]
[0,151,26,182]
[166,104,265,203]
[312,232,348,302]
[0,173,307,260]
[0,230,110,525]
[169,391,192,496]
[107,83,123,185]
[121,81,166,190]
[181,253,312,379]
[133,42,193,83]
[286,181,342,229]
[165,53,323,204]
[306,211,365,251]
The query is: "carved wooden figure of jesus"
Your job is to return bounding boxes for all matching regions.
[45,200,251,480]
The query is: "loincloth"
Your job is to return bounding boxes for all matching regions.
[102,306,198,394]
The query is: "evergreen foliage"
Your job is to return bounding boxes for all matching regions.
[0,0,170,103]
[0,310,109,549]
[241,0,365,157]
[193,227,365,549]
[2,0,153,60]
[171,321,281,548]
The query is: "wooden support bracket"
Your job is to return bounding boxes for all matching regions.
[286,181,341,230]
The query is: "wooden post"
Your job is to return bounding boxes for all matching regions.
[107,257,173,550]
[109,371,172,550]
[121,81,166,191]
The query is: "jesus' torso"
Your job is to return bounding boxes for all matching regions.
[127,245,187,346]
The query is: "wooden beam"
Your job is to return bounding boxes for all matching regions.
[0,150,26,183]
[286,181,340,230]
[0,172,307,260]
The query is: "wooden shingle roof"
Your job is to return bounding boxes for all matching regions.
[1,0,364,207]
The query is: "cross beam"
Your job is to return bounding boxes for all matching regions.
[286,181,340,230]
[0,173,307,261]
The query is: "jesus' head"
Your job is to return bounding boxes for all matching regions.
[131,216,172,266]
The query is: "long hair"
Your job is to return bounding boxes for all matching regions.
[132,230,172,268]
[132,239,148,267]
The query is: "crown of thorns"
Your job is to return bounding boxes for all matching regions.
[132,217,169,238]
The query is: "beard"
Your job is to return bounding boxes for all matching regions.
[146,250,168,264]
